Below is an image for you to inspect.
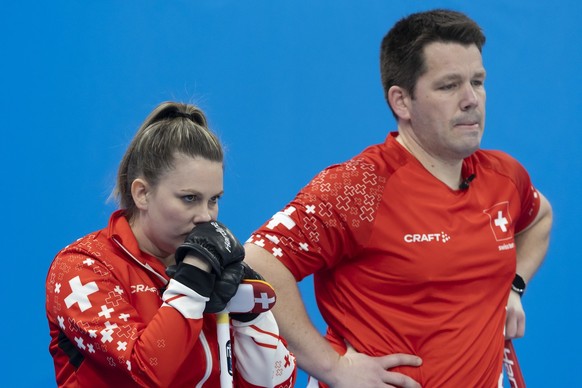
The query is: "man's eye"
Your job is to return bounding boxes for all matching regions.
[440,83,456,90]
[209,195,221,205]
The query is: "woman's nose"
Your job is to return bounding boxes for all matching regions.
[193,206,213,223]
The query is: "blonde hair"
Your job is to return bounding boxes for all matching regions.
[114,101,223,220]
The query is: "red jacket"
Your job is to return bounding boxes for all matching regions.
[46,210,296,387]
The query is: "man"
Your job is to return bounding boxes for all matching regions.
[245,9,552,387]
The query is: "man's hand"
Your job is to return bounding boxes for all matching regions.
[175,221,245,275]
[327,343,422,388]
[505,290,526,339]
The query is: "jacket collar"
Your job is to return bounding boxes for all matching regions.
[106,209,168,284]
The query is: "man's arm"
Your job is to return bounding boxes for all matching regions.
[506,191,552,339]
[515,191,552,282]
[244,243,422,388]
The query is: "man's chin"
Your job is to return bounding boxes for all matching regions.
[460,133,482,153]
[456,142,481,158]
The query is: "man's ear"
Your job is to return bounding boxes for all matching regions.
[388,85,411,120]
[131,178,150,210]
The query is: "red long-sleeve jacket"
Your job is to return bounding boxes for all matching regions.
[46,210,296,387]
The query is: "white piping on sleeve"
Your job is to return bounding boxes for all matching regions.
[196,331,213,388]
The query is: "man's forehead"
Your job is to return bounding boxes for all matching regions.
[421,42,485,74]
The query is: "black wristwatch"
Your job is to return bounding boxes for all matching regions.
[511,274,526,297]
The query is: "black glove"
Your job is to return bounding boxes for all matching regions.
[204,261,245,313]
[175,221,245,276]
[168,262,216,298]
[230,263,267,323]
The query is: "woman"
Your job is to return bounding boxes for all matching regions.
[46,101,296,387]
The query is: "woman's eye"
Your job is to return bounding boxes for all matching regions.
[182,195,197,203]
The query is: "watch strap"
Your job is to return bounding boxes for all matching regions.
[511,274,526,297]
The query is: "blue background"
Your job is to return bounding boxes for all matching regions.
[2,1,580,386]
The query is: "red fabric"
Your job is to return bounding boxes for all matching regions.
[248,132,540,387]
[46,210,296,387]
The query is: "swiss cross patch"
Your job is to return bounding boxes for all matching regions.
[483,202,513,241]
[225,279,276,314]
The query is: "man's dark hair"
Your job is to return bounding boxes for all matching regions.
[380,9,486,116]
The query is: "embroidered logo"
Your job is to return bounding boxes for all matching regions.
[403,231,451,243]
[131,284,160,294]
[483,202,513,241]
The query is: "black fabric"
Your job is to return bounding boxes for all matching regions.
[175,221,245,276]
[173,263,216,297]
[204,262,245,313]
[58,330,84,369]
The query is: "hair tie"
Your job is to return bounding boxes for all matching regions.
[165,110,205,126]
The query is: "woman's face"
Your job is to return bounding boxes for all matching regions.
[132,153,224,260]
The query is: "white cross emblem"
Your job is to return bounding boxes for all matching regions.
[57,315,65,330]
[75,336,86,350]
[266,234,280,244]
[101,321,118,343]
[64,276,98,312]
[98,305,114,319]
[101,329,114,344]
[255,292,276,309]
[483,202,512,241]
[266,207,296,230]
[494,211,509,232]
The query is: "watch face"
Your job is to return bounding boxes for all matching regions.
[513,275,526,292]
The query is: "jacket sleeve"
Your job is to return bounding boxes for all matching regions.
[46,249,211,386]
[232,311,297,388]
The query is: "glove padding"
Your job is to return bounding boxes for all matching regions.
[204,261,245,313]
[230,263,269,322]
[175,221,245,276]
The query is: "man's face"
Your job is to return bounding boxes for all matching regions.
[408,41,486,161]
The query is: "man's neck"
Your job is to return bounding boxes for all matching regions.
[395,132,464,190]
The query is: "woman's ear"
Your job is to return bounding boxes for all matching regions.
[131,178,150,211]
[388,85,411,121]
